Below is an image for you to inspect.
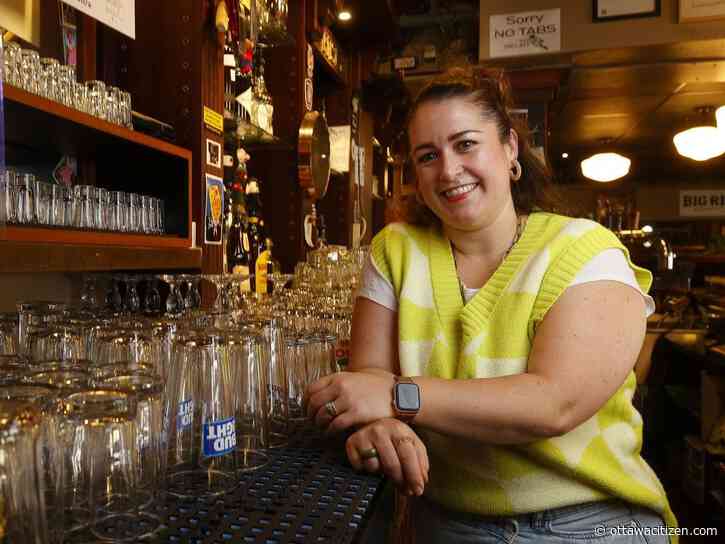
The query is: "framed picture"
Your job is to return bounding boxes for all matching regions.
[206,138,221,169]
[593,0,661,22]
[679,0,725,23]
[204,174,224,245]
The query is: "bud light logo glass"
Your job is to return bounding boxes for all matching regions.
[203,417,237,457]
[177,399,193,430]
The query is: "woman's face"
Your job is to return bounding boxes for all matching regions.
[408,96,518,233]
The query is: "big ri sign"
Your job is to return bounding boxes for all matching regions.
[680,190,725,217]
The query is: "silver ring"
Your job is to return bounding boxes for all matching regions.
[325,400,338,417]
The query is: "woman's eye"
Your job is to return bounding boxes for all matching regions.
[416,151,437,164]
[456,140,475,151]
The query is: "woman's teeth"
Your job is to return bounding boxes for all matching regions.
[443,183,477,198]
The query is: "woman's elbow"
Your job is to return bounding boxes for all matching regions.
[532,401,578,439]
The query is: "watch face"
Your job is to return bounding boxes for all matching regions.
[396,382,420,411]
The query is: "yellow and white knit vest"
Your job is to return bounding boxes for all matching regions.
[370,212,677,533]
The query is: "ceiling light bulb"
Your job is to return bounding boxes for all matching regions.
[580,152,631,182]
[561,152,569,159]
[673,126,725,161]
[338,10,352,21]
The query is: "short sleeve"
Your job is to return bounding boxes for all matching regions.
[569,248,656,317]
[355,255,398,312]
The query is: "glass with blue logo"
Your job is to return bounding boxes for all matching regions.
[165,331,239,497]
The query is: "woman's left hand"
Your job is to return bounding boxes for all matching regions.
[306,370,397,433]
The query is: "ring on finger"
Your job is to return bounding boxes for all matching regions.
[360,447,379,460]
[325,400,338,417]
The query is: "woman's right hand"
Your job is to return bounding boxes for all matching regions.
[346,418,429,497]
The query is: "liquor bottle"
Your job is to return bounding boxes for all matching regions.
[226,185,250,280]
[245,177,263,222]
[254,237,280,294]
[247,214,263,292]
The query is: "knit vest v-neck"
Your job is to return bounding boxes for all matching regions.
[370,212,676,533]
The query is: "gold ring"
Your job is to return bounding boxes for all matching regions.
[325,400,338,417]
[360,447,379,460]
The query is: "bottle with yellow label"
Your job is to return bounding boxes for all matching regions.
[254,238,280,294]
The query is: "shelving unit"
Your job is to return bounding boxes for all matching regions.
[1,84,201,272]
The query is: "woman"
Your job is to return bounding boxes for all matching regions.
[306,67,676,542]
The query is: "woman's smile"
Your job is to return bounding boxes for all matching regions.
[441,182,480,202]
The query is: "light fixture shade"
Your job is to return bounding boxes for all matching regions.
[580,152,631,182]
[716,105,725,129]
[673,126,725,161]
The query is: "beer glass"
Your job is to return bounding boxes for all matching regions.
[0,400,49,544]
[166,332,239,497]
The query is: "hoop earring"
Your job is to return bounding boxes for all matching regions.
[510,159,522,182]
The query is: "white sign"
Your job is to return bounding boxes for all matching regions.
[679,190,725,217]
[489,9,560,59]
[61,0,135,39]
[329,126,351,174]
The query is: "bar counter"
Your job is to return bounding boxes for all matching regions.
[68,428,384,543]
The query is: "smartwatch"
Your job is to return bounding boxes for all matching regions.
[393,376,420,423]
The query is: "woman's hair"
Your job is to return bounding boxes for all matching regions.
[395,66,569,225]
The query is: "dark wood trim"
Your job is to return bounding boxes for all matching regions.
[0,241,201,273]
[1,227,190,248]
[4,85,192,160]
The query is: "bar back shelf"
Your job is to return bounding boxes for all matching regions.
[2,84,200,272]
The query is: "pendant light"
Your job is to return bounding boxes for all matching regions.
[673,106,725,162]
[717,105,725,129]
[338,4,352,21]
[580,152,631,183]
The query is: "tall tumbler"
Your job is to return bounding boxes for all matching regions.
[0,385,65,544]
[1,169,18,224]
[246,318,288,447]
[97,375,166,509]
[226,330,269,471]
[18,173,36,224]
[0,400,49,544]
[61,390,160,542]
[17,302,68,357]
[109,191,127,232]
[165,332,239,497]
[285,336,308,421]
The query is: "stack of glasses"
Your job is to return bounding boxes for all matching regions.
[0,169,165,234]
[0,295,336,542]
[3,42,133,129]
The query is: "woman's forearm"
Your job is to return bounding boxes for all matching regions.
[413,374,569,444]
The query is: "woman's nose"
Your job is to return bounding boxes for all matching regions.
[439,152,462,182]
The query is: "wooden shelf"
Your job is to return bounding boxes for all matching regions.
[0,240,201,273]
[3,84,190,159]
[2,84,197,272]
[1,226,190,248]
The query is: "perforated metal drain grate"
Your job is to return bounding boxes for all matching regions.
[74,429,382,543]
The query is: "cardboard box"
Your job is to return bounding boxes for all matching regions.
[702,372,725,442]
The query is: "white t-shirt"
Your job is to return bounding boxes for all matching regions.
[357,248,655,316]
